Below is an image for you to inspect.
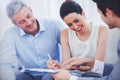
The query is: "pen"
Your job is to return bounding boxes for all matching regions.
[18,66,25,72]
[48,54,52,60]
[48,53,61,69]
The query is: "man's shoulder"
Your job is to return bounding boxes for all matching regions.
[1,26,20,41]
[7,26,18,32]
[4,26,19,36]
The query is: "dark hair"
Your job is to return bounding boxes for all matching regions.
[93,0,120,17]
[60,0,83,19]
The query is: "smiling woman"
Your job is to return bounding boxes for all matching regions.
[60,0,108,71]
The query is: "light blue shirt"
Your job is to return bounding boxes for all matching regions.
[0,19,64,79]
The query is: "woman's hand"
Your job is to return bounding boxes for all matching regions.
[47,59,61,69]
[62,57,94,71]
[62,57,82,70]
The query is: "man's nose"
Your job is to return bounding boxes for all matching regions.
[26,19,32,25]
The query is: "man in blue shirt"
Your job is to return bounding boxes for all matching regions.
[0,0,64,80]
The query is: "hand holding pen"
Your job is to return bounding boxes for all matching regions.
[47,54,61,69]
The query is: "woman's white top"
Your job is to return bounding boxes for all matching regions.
[68,24,99,58]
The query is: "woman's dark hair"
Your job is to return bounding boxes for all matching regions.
[60,0,83,19]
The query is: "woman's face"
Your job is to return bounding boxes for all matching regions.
[63,12,86,33]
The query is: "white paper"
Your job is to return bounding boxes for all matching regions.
[26,68,58,74]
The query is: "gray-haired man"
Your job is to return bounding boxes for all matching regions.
[0,0,64,80]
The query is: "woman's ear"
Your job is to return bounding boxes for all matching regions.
[82,11,85,16]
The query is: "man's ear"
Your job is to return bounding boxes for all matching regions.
[12,21,17,25]
[29,7,33,13]
[106,8,115,17]
[12,20,19,27]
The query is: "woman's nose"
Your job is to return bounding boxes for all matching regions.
[73,24,78,30]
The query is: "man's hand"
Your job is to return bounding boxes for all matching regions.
[51,69,70,80]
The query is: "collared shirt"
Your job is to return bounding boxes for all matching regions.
[0,19,64,79]
[91,60,104,75]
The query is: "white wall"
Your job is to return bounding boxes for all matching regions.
[0,0,13,39]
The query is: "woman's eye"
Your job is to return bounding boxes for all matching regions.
[67,24,72,27]
[74,19,79,23]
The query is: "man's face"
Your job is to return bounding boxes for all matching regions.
[12,7,38,35]
[97,9,116,29]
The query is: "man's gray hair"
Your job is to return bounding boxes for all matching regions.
[6,0,29,21]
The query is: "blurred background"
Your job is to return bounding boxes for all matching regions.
[0,0,120,63]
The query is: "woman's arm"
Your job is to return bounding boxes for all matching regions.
[60,29,71,69]
[95,25,108,61]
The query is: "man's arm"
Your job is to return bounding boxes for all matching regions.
[0,64,16,80]
[103,63,114,76]
[0,30,17,80]
[51,61,119,80]
[75,61,120,80]
[76,44,120,80]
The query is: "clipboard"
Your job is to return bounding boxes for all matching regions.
[25,68,58,74]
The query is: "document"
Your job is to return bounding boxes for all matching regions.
[25,68,58,74]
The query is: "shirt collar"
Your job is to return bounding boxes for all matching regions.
[19,28,26,37]
[19,19,46,37]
